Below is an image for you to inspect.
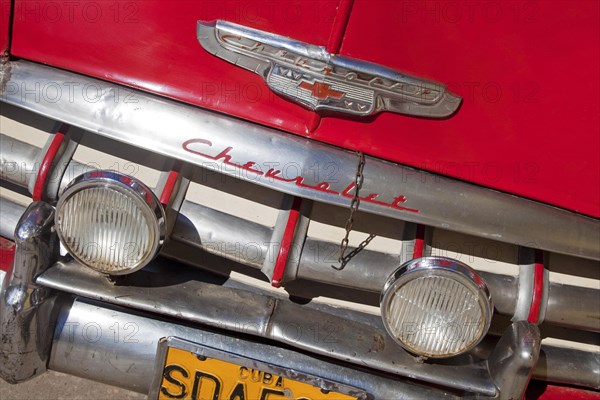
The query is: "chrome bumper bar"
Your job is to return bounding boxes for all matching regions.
[38,259,499,395]
[37,258,599,393]
[50,298,454,398]
[1,60,598,262]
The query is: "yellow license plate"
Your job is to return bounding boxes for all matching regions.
[154,338,362,400]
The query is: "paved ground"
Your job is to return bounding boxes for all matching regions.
[0,371,146,400]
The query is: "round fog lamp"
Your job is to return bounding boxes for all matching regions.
[381,257,493,358]
[55,170,165,275]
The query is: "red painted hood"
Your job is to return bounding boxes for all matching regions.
[314,0,600,218]
[0,0,10,54]
[7,0,600,217]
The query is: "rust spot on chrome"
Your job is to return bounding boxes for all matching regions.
[370,334,385,353]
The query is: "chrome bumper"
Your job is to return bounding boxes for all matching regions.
[50,299,449,398]
[1,202,599,399]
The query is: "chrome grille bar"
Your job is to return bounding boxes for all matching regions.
[0,197,25,239]
[0,132,38,188]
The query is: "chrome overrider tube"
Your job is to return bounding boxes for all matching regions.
[0,202,59,383]
[488,321,541,400]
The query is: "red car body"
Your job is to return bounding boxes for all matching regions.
[6,0,600,217]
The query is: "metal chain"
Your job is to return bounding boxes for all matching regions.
[333,152,365,270]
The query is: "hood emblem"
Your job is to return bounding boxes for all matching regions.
[197,20,461,118]
[298,80,344,101]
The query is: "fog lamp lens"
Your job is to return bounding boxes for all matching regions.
[55,170,165,274]
[381,257,493,358]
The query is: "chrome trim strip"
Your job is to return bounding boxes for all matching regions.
[479,272,518,317]
[1,61,598,261]
[534,344,600,389]
[173,199,271,268]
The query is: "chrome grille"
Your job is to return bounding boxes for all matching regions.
[1,60,598,396]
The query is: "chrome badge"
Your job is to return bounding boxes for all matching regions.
[197,20,461,118]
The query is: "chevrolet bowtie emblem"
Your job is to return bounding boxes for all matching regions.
[298,81,345,101]
[197,20,462,118]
